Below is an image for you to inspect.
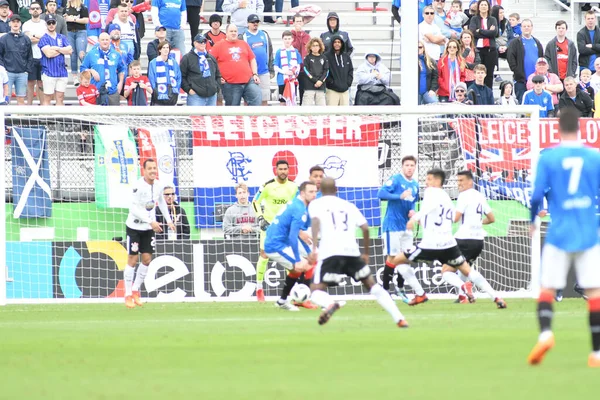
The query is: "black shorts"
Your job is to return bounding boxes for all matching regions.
[28,59,42,81]
[404,245,465,267]
[314,255,371,285]
[456,239,484,265]
[126,226,155,255]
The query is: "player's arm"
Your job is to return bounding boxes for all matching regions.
[530,158,550,229]
[408,189,437,229]
[288,216,305,264]
[310,216,320,255]
[482,200,495,225]
[252,185,266,216]
[157,186,175,230]
[378,178,412,202]
[453,194,467,223]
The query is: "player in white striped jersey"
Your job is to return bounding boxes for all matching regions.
[453,170,506,308]
[308,178,408,327]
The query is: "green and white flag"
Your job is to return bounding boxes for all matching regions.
[94,125,140,208]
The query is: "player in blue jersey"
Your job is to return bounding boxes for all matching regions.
[521,75,555,118]
[265,181,318,311]
[378,155,428,305]
[528,107,600,368]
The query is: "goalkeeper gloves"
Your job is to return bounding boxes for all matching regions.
[257,215,270,231]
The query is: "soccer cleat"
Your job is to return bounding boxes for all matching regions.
[462,283,475,303]
[495,297,507,309]
[397,319,409,328]
[318,302,341,325]
[395,289,411,304]
[276,301,299,311]
[588,353,600,368]
[456,294,469,304]
[294,300,319,309]
[256,288,265,303]
[555,289,564,302]
[131,291,143,307]
[408,294,429,306]
[125,295,136,309]
[527,333,555,365]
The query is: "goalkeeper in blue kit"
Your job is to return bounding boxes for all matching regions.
[528,107,600,368]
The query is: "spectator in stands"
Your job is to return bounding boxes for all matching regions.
[468,0,497,89]
[0,0,10,35]
[418,39,438,104]
[211,24,261,106]
[468,64,494,105]
[156,186,190,240]
[545,20,577,84]
[186,0,203,44]
[39,15,71,105]
[590,58,600,93]
[64,0,88,86]
[392,0,400,24]
[0,65,8,103]
[76,70,98,105]
[124,59,152,105]
[496,80,518,110]
[110,3,137,59]
[302,37,328,106]
[181,34,221,106]
[274,30,301,105]
[205,14,225,52]
[526,58,563,106]
[324,35,352,106]
[108,24,134,76]
[147,25,167,62]
[464,0,477,28]
[437,38,465,102]
[445,0,467,36]
[507,12,521,42]
[42,0,67,36]
[577,10,600,74]
[223,183,260,239]
[522,74,555,117]
[460,29,480,87]
[419,5,445,62]
[148,41,181,105]
[415,0,433,24]
[431,0,456,40]
[22,3,46,105]
[241,13,273,105]
[356,51,390,88]
[558,76,593,117]
[491,5,509,61]
[0,15,33,105]
[80,32,126,105]
[580,68,595,98]
[453,81,472,104]
[292,14,309,103]
[222,0,263,35]
[320,12,353,55]
[274,0,296,24]
[507,18,543,103]
[151,0,186,53]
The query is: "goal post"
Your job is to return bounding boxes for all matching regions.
[0,105,541,305]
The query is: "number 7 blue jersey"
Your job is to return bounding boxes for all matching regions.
[378,174,419,232]
[530,142,600,252]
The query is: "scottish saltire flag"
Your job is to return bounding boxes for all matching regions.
[11,127,52,218]
[137,128,179,196]
[192,115,382,228]
[94,125,139,208]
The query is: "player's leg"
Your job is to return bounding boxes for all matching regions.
[124,228,141,308]
[310,260,341,325]
[396,231,426,304]
[381,232,398,293]
[528,244,570,365]
[457,263,505,308]
[361,273,408,328]
[573,282,588,299]
[289,241,318,309]
[266,249,301,311]
[455,240,475,303]
[573,245,600,367]
[130,231,155,307]
[255,231,268,302]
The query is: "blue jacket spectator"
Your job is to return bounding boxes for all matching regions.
[148,40,181,104]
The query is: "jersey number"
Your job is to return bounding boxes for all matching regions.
[434,206,453,226]
[562,157,583,195]
[330,210,349,231]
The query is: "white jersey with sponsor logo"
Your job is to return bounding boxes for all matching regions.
[125,177,172,231]
[308,195,367,260]
[417,187,457,249]
[455,188,492,240]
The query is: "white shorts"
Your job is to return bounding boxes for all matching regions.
[383,231,413,256]
[540,243,600,289]
[266,241,308,270]
[259,73,271,102]
[41,75,68,94]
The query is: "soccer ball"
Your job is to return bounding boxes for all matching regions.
[290,284,311,304]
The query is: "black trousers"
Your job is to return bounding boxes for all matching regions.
[187,5,201,43]
[478,47,498,89]
[263,0,274,23]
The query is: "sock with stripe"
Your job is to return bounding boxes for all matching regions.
[589,297,600,352]
[382,261,395,291]
[537,291,554,336]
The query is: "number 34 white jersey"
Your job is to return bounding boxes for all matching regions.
[455,188,491,240]
[308,195,367,260]
[417,187,457,249]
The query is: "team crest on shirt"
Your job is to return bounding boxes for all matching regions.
[229,47,242,61]
[320,155,347,180]
[385,179,393,186]
[301,214,307,222]
[131,242,139,252]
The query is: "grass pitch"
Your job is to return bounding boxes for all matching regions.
[0,299,596,400]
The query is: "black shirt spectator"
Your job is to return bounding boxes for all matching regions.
[155,188,191,240]
[577,10,600,73]
[557,77,593,117]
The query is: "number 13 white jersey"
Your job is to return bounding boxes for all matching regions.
[418,187,457,249]
[308,195,367,260]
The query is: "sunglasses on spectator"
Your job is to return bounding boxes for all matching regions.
[455,89,465,93]
[30,6,41,10]
[424,12,434,15]
[47,21,56,25]
[418,46,424,49]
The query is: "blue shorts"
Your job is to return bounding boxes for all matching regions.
[7,71,27,97]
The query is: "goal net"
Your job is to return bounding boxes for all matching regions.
[0,105,540,305]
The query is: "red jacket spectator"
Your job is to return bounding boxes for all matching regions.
[292,29,310,61]
[437,54,466,98]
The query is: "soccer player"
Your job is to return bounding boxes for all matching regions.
[453,170,506,307]
[308,165,324,197]
[378,155,427,305]
[389,169,504,308]
[252,160,299,302]
[264,181,318,311]
[124,159,175,308]
[528,107,600,368]
[309,178,409,327]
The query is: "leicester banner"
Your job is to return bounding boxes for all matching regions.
[192,115,382,228]
[137,128,178,196]
[11,126,52,218]
[94,125,139,208]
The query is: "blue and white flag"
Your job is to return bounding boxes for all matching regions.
[11,126,52,218]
